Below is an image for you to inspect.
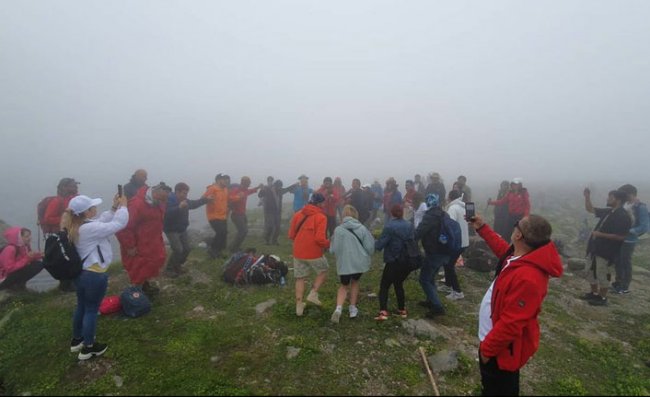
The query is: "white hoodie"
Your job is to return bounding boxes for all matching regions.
[446,198,469,248]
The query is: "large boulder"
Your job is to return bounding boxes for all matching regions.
[464,236,497,272]
[567,258,587,271]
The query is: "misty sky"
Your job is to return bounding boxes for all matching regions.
[1,1,649,226]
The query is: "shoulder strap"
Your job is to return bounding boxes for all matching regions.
[345,228,369,255]
[295,214,312,236]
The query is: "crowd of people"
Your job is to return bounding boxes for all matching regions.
[0,169,647,395]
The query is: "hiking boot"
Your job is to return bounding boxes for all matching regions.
[580,292,599,301]
[296,302,306,317]
[306,290,322,306]
[70,337,84,353]
[374,310,389,321]
[446,291,465,301]
[78,342,108,360]
[425,305,446,318]
[397,309,408,319]
[588,297,608,306]
[331,309,342,324]
[349,306,359,319]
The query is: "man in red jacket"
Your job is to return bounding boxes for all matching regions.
[288,192,330,317]
[468,213,562,396]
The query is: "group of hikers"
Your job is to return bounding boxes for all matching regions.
[0,168,647,396]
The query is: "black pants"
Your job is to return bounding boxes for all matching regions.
[444,248,465,293]
[264,211,281,244]
[209,219,228,257]
[326,215,337,238]
[378,260,410,311]
[230,213,248,252]
[479,354,520,396]
[0,260,44,290]
[165,231,191,272]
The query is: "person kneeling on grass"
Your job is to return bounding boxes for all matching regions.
[329,205,375,323]
[0,227,44,292]
[63,194,128,360]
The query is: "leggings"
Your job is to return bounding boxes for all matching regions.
[378,260,410,311]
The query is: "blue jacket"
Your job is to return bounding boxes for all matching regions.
[625,201,649,243]
[292,186,313,212]
[375,218,414,263]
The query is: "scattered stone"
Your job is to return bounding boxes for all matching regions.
[286,347,301,360]
[567,258,587,271]
[0,290,11,305]
[255,299,277,315]
[362,368,371,378]
[210,356,220,363]
[193,305,205,312]
[428,350,459,373]
[113,375,123,388]
[402,319,450,340]
[321,344,336,354]
[384,338,400,348]
[367,293,377,298]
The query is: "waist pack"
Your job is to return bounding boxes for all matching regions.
[120,287,151,318]
[99,295,122,315]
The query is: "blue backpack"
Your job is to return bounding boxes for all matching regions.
[120,286,151,318]
[439,212,462,254]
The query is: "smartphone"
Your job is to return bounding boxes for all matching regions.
[465,202,476,219]
[117,184,123,197]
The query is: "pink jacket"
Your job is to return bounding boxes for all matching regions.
[0,227,42,281]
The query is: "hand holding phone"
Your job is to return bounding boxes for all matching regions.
[118,184,123,197]
[465,201,476,220]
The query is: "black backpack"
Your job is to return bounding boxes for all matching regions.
[43,230,84,280]
[400,237,422,273]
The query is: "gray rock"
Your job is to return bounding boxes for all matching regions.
[255,299,277,315]
[428,350,459,373]
[464,237,497,272]
[567,258,587,271]
[384,338,401,348]
[210,355,220,363]
[286,346,301,359]
[362,368,371,378]
[402,319,450,340]
[192,305,205,312]
[113,375,123,388]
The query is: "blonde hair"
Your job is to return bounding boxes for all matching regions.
[60,209,86,244]
[342,205,359,220]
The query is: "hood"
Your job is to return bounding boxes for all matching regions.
[514,241,563,278]
[3,226,23,246]
[341,216,364,231]
[447,197,465,209]
[301,204,324,216]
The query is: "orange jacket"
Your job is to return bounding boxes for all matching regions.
[288,204,330,259]
[203,185,229,221]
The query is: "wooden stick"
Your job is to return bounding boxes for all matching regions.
[419,346,440,396]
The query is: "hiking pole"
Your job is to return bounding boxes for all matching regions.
[419,346,440,396]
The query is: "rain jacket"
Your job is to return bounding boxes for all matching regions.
[446,198,470,248]
[375,218,415,263]
[316,186,341,217]
[477,224,563,372]
[0,227,42,281]
[228,185,260,215]
[288,204,330,259]
[116,188,166,284]
[330,217,375,275]
[203,184,229,221]
[491,189,531,217]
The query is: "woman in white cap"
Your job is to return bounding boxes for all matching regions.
[487,178,531,242]
[61,193,128,360]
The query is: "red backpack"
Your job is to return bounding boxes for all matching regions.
[37,196,62,233]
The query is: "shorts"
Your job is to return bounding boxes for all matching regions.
[293,257,329,279]
[587,255,611,288]
[339,273,362,286]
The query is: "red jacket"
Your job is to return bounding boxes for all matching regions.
[41,195,76,233]
[288,204,330,259]
[478,224,562,372]
[491,190,530,217]
[228,186,260,215]
[316,186,340,217]
[116,189,167,285]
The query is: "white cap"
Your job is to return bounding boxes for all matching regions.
[362,184,371,189]
[511,177,523,185]
[68,195,103,215]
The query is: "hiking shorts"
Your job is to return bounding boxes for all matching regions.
[339,273,362,286]
[587,255,611,288]
[293,257,329,279]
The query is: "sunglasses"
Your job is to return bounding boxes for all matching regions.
[514,220,526,239]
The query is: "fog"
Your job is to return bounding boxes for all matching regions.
[1,1,649,228]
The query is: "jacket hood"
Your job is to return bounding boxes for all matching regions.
[341,216,364,231]
[514,241,563,278]
[302,204,324,216]
[447,197,465,209]
[3,226,23,246]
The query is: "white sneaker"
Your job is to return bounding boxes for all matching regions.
[306,290,322,306]
[349,306,359,319]
[446,291,465,300]
[296,302,306,316]
[331,310,342,323]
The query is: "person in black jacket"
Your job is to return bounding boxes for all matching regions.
[414,193,450,318]
[163,183,210,277]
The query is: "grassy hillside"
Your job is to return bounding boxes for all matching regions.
[1,204,649,396]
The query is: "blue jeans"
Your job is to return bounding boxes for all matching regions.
[73,271,108,346]
[419,254,449,309]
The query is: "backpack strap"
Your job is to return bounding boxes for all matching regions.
[345,228,368,255]
[295,214,312,236]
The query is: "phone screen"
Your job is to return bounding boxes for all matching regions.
[465,202,476,218]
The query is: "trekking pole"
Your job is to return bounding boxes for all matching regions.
[419,346,440,396]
